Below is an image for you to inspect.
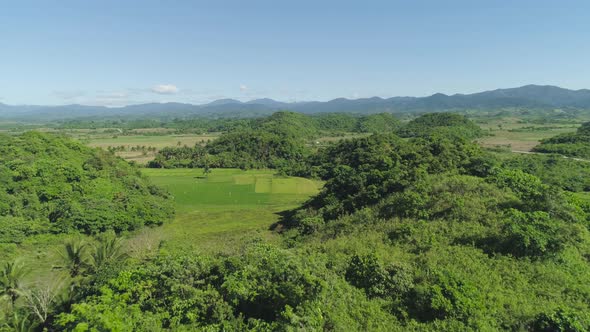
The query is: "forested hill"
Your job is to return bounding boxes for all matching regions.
[3,85,590,121]
[274,125,590,330]
[0,132,173,239]
[533,121,590,159]
[147,112,477,171]
[147,111,401,169]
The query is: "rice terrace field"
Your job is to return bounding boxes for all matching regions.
[141,168,322,254]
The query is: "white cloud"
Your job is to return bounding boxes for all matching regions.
[53,90,86,100]
[240,84,248,92]
[151,84,179,94]
[97,91,128,99]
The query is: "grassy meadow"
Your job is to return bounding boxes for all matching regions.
[131,168,321,254]
[83,131,369,164]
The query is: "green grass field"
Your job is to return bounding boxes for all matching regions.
[139,168,322,254]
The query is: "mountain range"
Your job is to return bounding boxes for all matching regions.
[3,85,590,121]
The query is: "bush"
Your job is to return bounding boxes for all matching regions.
[531,308,590,332]
[0,132,173,237]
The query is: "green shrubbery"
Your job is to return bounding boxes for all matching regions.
[148,111,402,170]
[399,112,484,139]
[533,121,590,159]
[0,132,173,237]
[56,242,324,330]
[273,116,590,330]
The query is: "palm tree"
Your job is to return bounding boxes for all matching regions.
[1,311,34,332]
[89,233,128,272]
[0,260,28,309]
[60,239,89,278]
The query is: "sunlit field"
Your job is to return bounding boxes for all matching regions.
[140,168,322,254]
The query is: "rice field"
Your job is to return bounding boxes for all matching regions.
[140,168,322,254]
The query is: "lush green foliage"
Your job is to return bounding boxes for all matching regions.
[148,112,401,170]
[59,111,400,134]
[55,242,325,330]
[0,132,173,237]
[502,153,590,192]
[399,112,484,139]
[149,129,308,169]
[4,113,590,331]
[274,117,590,330]
[533,121,590,159]
[290,132,482,220]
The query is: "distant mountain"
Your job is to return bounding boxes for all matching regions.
[2,85,590,121]
[246,98,289,108]
[291,85,590,113]
[205,99,243,106]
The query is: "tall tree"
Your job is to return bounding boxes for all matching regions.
[89,233,128,272]
[60,239,89,278]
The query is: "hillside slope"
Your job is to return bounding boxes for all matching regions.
[0,132,173,239]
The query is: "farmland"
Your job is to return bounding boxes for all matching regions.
[475,117,579,151]
[140,168,321,254]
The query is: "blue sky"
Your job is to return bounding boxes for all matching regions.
[1,0,590,106]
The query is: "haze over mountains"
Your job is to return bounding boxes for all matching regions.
[3,85,590,121]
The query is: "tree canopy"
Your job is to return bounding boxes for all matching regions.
[533,121,590,159]
[0,132,173,238]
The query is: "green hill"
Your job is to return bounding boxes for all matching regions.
[0,132,173,239]
[533,121,590,159]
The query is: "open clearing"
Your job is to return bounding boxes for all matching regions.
[140,168,322,254]
[83,133,220,164]
[86,133,219,149]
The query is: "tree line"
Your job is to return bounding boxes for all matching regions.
[533,121,590,159]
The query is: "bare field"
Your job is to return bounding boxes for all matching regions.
[85,133,220,164]
[86,133,220,149]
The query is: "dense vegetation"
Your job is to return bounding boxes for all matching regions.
[2,113,590,331]
[147,112,315,169]
[0,132,173,239]
[274,120,590,330]
[58,112,400,134]
[147,112,400,170]
[501,153,590,192]
[398,112,484,139]
[149,112,486,171]
[533,121,590,159]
